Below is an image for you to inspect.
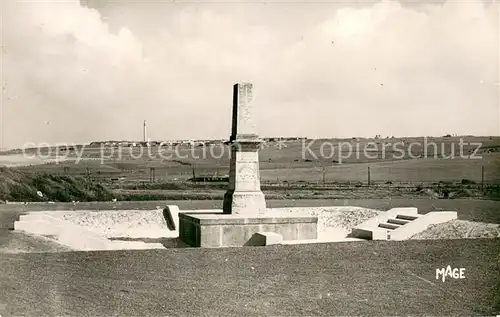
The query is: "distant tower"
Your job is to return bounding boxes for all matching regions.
[143,120,147,142]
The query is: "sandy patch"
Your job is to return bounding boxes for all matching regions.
[50,209,173,238]
[411,220,500,240]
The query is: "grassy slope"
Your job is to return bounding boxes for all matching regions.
[3,167,499,203]
[0,239,498,316]
[0,168,114,202]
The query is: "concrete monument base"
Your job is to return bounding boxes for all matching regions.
[179,212,317,248]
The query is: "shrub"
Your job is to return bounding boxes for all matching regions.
[0,169,115,202]
[461,179,476,185]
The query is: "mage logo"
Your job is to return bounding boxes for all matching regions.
[436,265,466,282]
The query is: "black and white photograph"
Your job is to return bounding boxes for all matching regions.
[0,0,499,315]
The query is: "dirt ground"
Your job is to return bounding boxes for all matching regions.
[1,239,498,316]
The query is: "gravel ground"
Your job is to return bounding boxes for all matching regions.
[412,220,500,240]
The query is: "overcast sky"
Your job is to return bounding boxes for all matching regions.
[0,0,498,148]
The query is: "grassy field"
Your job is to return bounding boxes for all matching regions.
[2,167,499,203]
[0,136,499,202]
[2,136,499,183]
[0,239,498,316]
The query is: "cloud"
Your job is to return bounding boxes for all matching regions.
[0,0,498,148]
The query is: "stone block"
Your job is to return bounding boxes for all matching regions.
[163,206,217,233]
[388,207,418,216]
[245,232,283,246]
[351,227,388,240]
[163,205,180,231]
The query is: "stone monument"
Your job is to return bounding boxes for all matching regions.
[223,83,266,215]
[177,82,318,247]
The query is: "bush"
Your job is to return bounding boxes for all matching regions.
[438,180,453,185]
[461,179,476,185]
[0,169,115,202]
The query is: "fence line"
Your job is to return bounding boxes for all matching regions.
[51,164,499,187]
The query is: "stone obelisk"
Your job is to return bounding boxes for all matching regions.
[222,83,266,215]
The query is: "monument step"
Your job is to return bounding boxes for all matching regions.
[387,218,410,225]
[352,209,457,241]
[378,222,400,230]
[396,214,420,221]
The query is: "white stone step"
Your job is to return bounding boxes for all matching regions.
[396,214,420,221]
[387,218,410,225]
[378,222,401,230]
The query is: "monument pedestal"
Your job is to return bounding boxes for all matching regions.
[223,191,267,215]
[222,136,267,215]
